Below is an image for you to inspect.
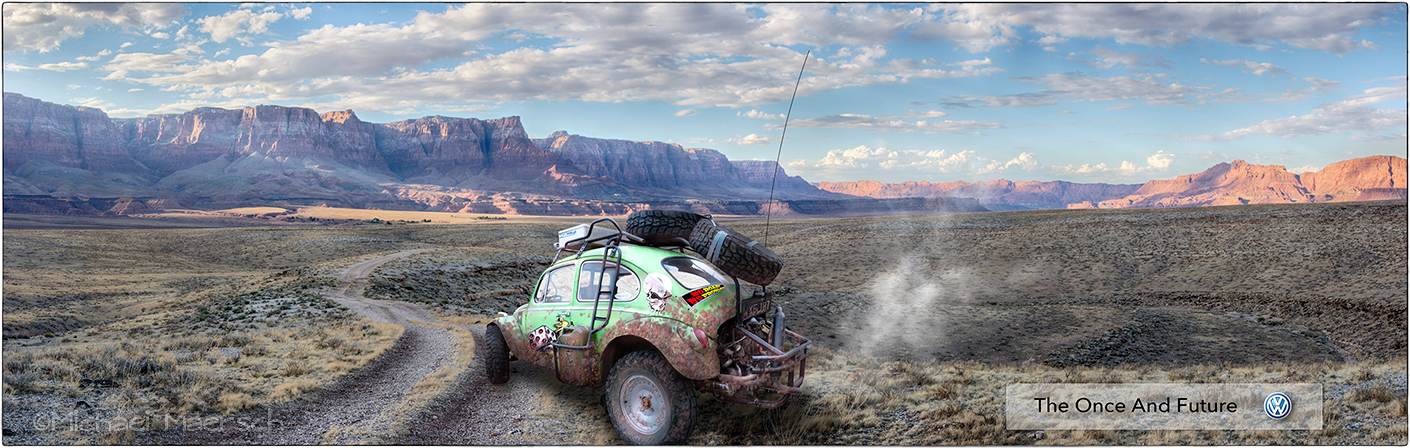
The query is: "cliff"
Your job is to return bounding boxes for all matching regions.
[1,93,854,215]
[818,157,1408,210]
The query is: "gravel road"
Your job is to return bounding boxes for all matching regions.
[155,250,548,444]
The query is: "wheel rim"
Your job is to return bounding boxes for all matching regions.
[620,373,669,436]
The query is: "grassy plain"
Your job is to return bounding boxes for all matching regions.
[2,201,1405,444]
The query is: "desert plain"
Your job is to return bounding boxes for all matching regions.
[1,201,1406,445]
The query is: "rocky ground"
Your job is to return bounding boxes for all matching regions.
[2,201,1405,444]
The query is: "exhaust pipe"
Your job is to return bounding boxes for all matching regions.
[771,307,785,349]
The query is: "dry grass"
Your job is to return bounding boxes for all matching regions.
[681,349,1408,445]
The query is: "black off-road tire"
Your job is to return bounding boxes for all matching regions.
[484,324,510,384]
[688,219,783,286]
[606,351,698,445]
[625,210,705,246]
[625,210,706,246]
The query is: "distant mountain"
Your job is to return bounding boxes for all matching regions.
[815,156,1407,209]
[3,93,842,214]
[5,92,1401,217]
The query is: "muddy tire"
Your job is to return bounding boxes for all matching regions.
[688,219,783,286]
[625,210,706,246]
[484,324,510,384]
[606,351,698,445]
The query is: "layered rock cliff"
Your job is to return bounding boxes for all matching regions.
[2,93,851,214]
[817,157,1408,210]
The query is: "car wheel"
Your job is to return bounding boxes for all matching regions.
[625,210,706,246]
[606,351,698,445]
[688,219,783,286]
[484,324,510,384]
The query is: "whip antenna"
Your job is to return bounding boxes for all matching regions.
[764,51,809,248]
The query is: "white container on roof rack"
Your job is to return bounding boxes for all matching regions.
[555,222,645,252]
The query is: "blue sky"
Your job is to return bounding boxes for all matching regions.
[3,3,1406,184]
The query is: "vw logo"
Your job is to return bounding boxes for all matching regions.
[1264,392,1291,419]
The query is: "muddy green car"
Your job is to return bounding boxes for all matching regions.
[484,213,809,445]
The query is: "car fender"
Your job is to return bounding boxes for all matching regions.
[492,314,527,359]
[601,316,719,381]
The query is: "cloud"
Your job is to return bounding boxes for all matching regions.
[289,6,313,20]
[944,73,1200,108]
[1200,77,1341,104]
[40,62,89,71]
[1073,45,1172,70]
[917,4,1398,55]
[674,109,698,117]
[739,109,786,120]
[69,97,115,109]
[1289,165,1323,174]
[1188,79,1406,141]
[197,8,285,43]
[798,144,1041,177]
[731,134,773,145]
[1200,58,1289,77]
[783,110,1004,134]
[2,3,187,52]
[87,4,1008,112]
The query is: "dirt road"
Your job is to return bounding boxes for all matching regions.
[156,250,548,444]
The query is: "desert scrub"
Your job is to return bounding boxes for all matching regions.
[0,318,402,440]
[363,248,548,314]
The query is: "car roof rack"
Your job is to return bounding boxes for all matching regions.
[553,218,647,262]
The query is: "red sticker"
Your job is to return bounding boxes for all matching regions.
[682,284,724,306]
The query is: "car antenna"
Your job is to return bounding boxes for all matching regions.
[763,50,809,249]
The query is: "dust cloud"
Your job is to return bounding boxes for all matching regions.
[850,254,966,356]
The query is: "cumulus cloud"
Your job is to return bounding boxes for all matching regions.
[91,4,1010,112]
[289,6,312,20]
[2,3,187,52]
[799,144,1040,177]
[731,134,773,145]
[674,109,698,117]
[197,8,285,43]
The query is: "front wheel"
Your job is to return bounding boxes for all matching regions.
[606,351,698,445]
[484,324,510,384]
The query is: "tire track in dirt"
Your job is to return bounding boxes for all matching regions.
[155,249,532,444]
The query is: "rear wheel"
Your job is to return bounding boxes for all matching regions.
[484,324,510,384]
[606,351,698,445]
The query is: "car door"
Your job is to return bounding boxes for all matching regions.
[520,262,577,366]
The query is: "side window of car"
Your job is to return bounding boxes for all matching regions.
[534,264,575,303]
[578,261,640,302]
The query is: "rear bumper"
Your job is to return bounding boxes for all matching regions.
[710,320,811,408]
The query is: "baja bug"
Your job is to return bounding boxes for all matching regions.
[484,210,810,445]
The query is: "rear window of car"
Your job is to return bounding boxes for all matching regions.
[661,257,729,290]
[577,261,640,302]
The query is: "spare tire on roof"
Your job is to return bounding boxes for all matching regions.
[625,210,706,247]
[688,219,783,286]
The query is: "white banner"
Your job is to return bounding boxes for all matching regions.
[1006,383,1322,430]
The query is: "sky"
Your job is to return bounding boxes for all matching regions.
[3,3,1406,184]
